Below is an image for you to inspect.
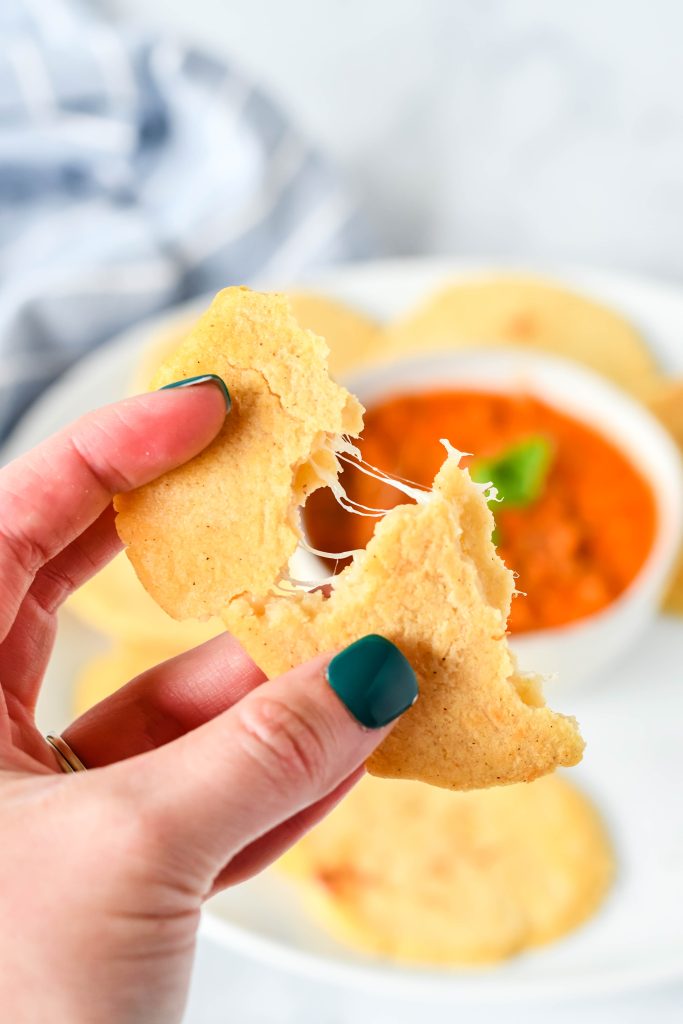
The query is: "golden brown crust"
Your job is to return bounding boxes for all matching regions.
[115,287,363,619]
[279,773,614,965]
[224,453,584,790]
[118,286,583,790]
[128,291,382,395]
[382,275,662,401]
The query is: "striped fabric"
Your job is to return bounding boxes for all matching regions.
[0,0,371,440]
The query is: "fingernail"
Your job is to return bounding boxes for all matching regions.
[326,634,418,729]
[160,374,231,412]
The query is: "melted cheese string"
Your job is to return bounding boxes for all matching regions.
[275,572,339,592]
[298,537,363,560]
[285,439,492,593]
[336,453,430,503]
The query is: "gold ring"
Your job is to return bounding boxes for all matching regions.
[45,734,87,773]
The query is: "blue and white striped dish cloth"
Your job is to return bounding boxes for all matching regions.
[0,0,371,440]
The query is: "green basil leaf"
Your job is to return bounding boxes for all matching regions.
[471,435,554,509]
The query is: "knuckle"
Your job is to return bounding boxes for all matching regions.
[0,521,51,579]
[238,696,330,792]
[33,526,104,613]
[30,562,79,614]
[67,427,136,495]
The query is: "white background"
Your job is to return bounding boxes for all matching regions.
[88,3,683,1021]
[95,0,683,279]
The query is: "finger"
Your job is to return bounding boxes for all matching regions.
[211,767,364,891]
[0,509,124,708]
[30,505,122,615]
[0,686,10,745]
[0,381,228,640]
[62,634,266,766]
[125,637,418,876]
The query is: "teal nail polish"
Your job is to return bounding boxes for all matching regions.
[160,374,231,412]
[326,634,418,729]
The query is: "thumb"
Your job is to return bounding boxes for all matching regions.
[128,635,418,874]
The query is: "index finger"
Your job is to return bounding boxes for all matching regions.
[0,378,229,640]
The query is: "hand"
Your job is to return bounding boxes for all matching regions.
[0,380,417,1024]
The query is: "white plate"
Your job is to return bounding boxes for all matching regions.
[3,259,683,1004]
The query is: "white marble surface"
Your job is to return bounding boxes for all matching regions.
[96,0,683,279]
[86,3,683,1020]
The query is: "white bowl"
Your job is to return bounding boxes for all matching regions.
[342,348,683,687]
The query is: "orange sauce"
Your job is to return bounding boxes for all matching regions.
[303,390,657,633]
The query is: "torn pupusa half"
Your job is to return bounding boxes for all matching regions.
[116,287,583,790]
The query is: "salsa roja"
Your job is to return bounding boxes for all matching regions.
[303,390,657,633]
